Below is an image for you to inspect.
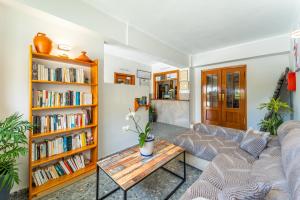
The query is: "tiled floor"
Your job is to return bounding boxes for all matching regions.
[11,123,200,200]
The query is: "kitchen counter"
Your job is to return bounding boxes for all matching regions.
[151,99,190,128]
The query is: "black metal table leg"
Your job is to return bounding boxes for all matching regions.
[124,190,127,200]
[183,151,186,181]
[96,165,99,200]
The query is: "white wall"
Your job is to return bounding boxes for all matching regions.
[104,54,152,84]
[192,54,290,129]
[0,2,105,192]
[192,34,290,67]
[10,0,189,67]
[102,84,149,156]
[191,35,291,129]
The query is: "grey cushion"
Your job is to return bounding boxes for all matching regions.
[217,182,271,200]
[281,128,300,200]
[240,130,268,158]
[277,120,300,145]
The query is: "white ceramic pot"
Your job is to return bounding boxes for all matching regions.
[140,137,155,157]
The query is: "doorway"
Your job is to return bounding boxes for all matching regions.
[201,65,247,130]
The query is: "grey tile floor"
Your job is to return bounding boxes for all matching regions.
[10,123,201,200]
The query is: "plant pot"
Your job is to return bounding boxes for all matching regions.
[33,32,52,54]
[75,51,92,62]
[140,136,155,157]
[0,176,10,200]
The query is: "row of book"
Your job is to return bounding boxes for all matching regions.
[33,90,92,107]
[32,63,86,83]
[32,154,87,186]
[32,111,91,134]
[32,132,93,161]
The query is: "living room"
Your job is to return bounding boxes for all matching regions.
[1,0,300,200]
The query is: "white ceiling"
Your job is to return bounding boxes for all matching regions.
[83,0,300,55]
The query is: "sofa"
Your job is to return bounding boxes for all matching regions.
[175,121,300,200]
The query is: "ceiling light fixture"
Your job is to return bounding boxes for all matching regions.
[291,29,300,38]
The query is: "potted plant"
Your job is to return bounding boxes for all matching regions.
[0,113,31,200]
[258,98,292,135]
[149,104,157,123]
[122,110,154,156]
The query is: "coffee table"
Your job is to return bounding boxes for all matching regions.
[96,140,186,200]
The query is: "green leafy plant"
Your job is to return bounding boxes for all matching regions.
[122,109,152,147]
[258,98,292,135]
[0,113,31,190]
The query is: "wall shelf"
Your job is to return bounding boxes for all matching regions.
[134,98,149,112]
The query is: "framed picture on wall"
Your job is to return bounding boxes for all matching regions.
[137,70,151,80]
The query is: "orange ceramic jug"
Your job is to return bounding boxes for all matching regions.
[33,32,52,54]
[75,51,92,62]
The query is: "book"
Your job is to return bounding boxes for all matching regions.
[32,154,88,186]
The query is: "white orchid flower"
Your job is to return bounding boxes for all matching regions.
[122,125,130,131]
[125,111,136,120]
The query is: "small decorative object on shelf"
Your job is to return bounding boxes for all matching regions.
[33,33,52,54]
[122,110,154,157]
[75,51,92,62]
[134,97,150,112]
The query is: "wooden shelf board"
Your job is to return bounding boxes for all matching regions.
[32,144,97,167]
[32,80,97,86]
[134,104,150,112]
[32,104,97,111]
[32,52,96,67]
[31,124,97,139]
[31,163,96,196]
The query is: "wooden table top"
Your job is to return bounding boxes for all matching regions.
[97,140,184,190]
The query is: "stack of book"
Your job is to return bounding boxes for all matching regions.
[32,132,94,161]
[32,90,92,107]
[32,63,86,83]
[32,111,91,134]
[32,154,87,186]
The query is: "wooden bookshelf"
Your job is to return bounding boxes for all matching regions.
[32,124,97,139]
[134,98,150,112]
[32,80,97,86]
[28,45,99,200]
[31,104,97,111]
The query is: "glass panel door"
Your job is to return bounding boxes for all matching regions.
[206,74,218,108]
[226,72,240,108]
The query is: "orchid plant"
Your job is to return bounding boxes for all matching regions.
[122,109,152,147]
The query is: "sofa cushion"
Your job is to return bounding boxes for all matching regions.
[200,154,252,190]
[259,146,281,159]
[217,182,271,200]
[174,132,255,163]
[193,123,244,143]
[179,179,220,200]
[281,128,300,200]
[240,130,268,158]
[277,120,300,145]
[251,157,288,192]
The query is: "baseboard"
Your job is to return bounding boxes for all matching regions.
[179,152,210,171]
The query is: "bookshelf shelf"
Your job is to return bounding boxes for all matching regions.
[29,45,99,199]
[32,104,97,111]
[32,163,96,196]
[32,124,97,139]
[32,144,97,167]
[32,80,97,86]
[32,52,95,67]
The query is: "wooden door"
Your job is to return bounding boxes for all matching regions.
[221,66,246,130]
[201,65,247,130]
[201,69,222,125]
